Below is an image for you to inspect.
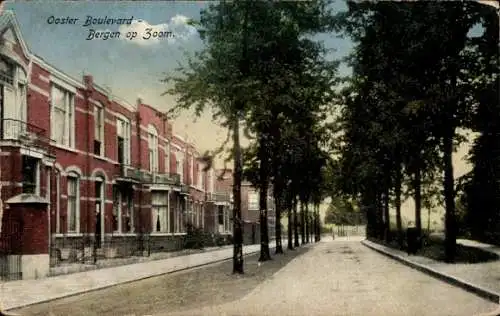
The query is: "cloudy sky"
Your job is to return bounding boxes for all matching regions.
[5,1,353,167]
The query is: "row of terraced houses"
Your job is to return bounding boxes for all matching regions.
[0,11,275,281]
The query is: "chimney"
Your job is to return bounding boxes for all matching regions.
[83,74,93,90]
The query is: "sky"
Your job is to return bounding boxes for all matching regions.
[5,0,480,224]
[5,0,353,169]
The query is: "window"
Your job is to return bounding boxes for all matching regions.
[0,57,14,85]
[94,104,104,156]
[218,205,224,225]
[21,156,40,194]
[197,164,203,189]
[164,143,170,174]
[17,82,27,124]
[189,155,194,185]
[67,175,79,233]
[148,125,159,173]
[209,169,215,193]
[152,191,168,233]
[248,192,259,210]
[95,179,104,241]
[116,117,131,165]
[55,170,61,233]
[51,84,74,147]
[112,186,120,232]
[113,185,134,233]
[176,152,184,183]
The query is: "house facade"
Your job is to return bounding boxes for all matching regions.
[0,10,233,280]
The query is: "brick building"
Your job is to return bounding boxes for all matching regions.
[0,10,233,280]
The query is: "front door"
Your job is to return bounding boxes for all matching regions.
[95,180,104,248]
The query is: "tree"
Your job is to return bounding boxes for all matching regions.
[163,0,257,273]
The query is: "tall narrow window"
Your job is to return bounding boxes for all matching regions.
[51,84,74,147]
[55,170,61,233]
[116,117,130,165]
[94,104,104,156]
[176,152,184,183]
[189,156,194,185]
[148,125,159,173]
[165,143,170,174]
[67,175,79,233]
[95,179,104,242]
[248,192,259,210]
[112,186,120,232]
[17,82,27,125]
[152,191,168,233]
[197,164,203,189]
[21,155,39,194]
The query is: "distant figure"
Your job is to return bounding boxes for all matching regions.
[332,227,335,240]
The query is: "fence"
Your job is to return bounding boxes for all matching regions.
[0,219,23,281]
[334,225,367,238]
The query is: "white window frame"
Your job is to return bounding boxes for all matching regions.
[152,191,169,233]
[55,170,61,233]
[197,163,203,190]
[112,185,134,234]
[164,142,170,174]
[189,155,194,185]
[51,84,75,148]
[248,191,259,210]
[67,174,80,233]
[21,155,40,195]
[176,151,184,184]
[116,115,131,165]
[94,103,105,157]
[209,169,215,193]
[148,125,159,173]
[94,178,105,242]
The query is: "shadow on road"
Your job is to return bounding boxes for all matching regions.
[12,245,314,316]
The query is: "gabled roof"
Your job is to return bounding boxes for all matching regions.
[0,10,30,60]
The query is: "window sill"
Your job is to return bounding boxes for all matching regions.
[52,143,78,154]
[108,232,136,236]
[54,233,86,237]
[150,232,187,236]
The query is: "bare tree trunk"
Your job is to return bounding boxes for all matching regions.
[258,138,271,262]
[414,161,422,237]
[287,200,294,250]
[443,124,457,263]
[232,116,244,274]
[300,200,306,245]
[274,191,283,254]
[395,162,403,248]
[305,203,310,243]
[293,196,300,247]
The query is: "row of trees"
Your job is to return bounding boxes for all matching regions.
[165,1,339,272]
[333,1,499,262]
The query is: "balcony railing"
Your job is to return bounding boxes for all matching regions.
[118,164,142,182]
[180,184,189,194]
[151,172,181,186]
[206,192,232,203]
[0,118,53,155]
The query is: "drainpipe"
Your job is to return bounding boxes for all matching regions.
[83,75,93,260]
[135,99,146,254]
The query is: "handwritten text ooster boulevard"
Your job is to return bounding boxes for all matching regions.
[46,15,175,41]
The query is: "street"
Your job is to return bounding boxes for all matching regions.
[14,238,498,316]
[162,238,498,316]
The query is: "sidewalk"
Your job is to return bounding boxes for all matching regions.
[1,240,287,312]
[362,239,500,305]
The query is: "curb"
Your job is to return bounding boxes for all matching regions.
[361,240,500,305]
[4,241,296,312]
